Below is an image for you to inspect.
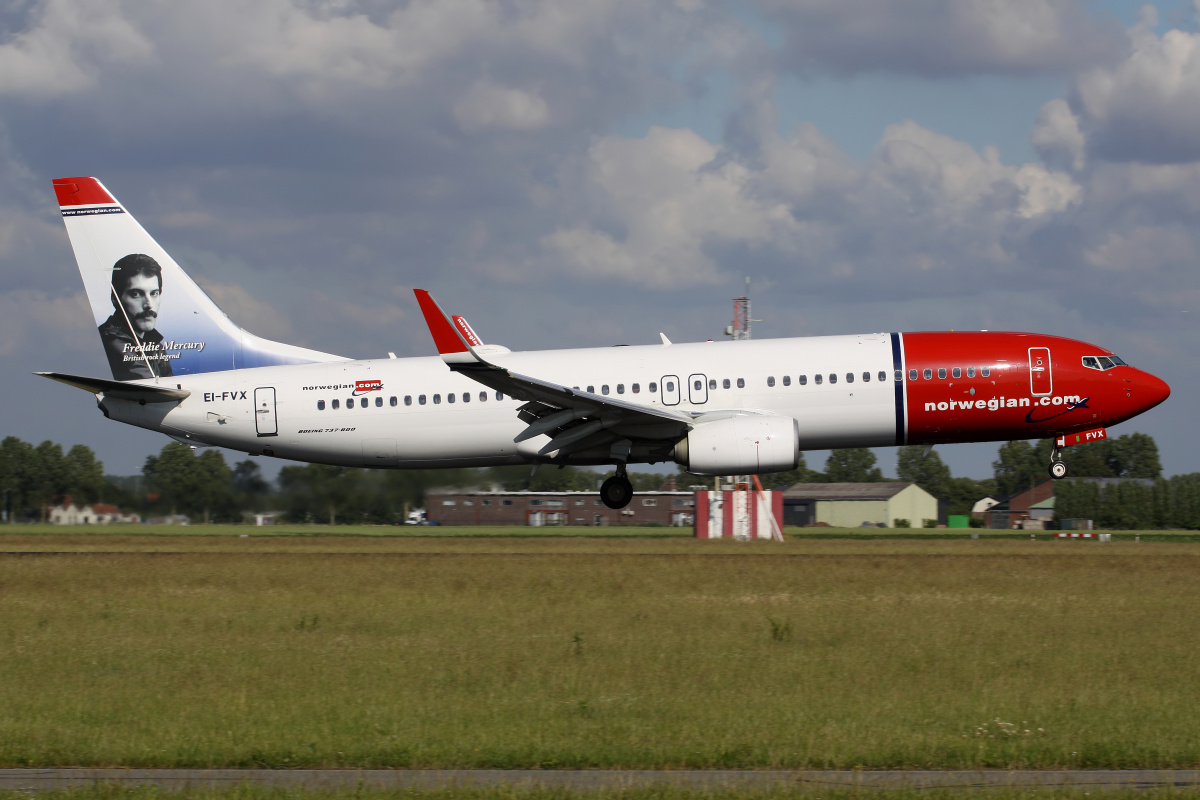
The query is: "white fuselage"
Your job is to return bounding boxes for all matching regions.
[101,334,903,468]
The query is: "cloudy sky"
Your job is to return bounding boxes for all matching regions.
[1,0,1195,482]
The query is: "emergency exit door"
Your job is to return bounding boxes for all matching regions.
[1028,348,1052,396]
[254,387,278,436]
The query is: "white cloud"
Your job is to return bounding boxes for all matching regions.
[454,80,550,132]
[1032,98,1086,172]
[0,0,152,96]
[1072,17,1200,163]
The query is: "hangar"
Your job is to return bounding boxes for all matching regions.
[781,482,939,528]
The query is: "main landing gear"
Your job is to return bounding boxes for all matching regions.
[1049,448,1068,479]
[600,464,634,509]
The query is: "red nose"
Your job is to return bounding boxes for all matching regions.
[1136,370,1171,412]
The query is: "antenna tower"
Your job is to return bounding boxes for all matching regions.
[726,277,755,341]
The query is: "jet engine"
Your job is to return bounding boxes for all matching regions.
[673,413,800,475]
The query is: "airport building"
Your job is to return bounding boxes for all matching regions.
[781,482,939,528]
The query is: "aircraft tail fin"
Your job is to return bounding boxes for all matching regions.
[53,177,345,382]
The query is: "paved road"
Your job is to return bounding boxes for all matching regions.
[4,769,1200,792]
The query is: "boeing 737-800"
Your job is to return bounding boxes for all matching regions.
[39,177,1171,509]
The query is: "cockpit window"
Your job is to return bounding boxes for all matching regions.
[1084,355,1125,370]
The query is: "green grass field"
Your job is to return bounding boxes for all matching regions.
[3,531,1200,770]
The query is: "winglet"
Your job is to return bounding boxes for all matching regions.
[413,290,481,365]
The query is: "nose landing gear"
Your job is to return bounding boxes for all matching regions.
[600,464,634,509]
[1049,448,1068,479]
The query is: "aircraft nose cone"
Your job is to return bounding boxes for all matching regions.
[1138,370,1171,411]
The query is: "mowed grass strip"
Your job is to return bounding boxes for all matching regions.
[6,787,1200,800]
[4,787,1200,800]
[2,542,1200,768]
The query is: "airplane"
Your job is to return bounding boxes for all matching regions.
[39,177,1171,510]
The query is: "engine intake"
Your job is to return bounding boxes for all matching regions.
[673,413,800,475]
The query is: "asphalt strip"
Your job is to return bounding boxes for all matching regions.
[4,769,1200,792]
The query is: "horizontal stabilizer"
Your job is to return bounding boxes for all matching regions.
[35,372,190,403]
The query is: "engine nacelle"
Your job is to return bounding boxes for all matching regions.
[673,413,800,475]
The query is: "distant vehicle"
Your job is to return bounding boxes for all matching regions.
[41,177,1171,510]
[404,509,427,525]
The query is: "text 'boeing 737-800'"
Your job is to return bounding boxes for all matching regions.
[39,177,1171,509]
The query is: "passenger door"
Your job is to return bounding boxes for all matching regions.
[254,387,278,437]
[1028,347,1052,396]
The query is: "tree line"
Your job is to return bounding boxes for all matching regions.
[0,432,1185,526]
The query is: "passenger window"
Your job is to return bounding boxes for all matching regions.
[462,392,470,403]
[419,395,426,405]
[782,375,791,386]
[480,392,487,402]
[938,368,946,379]
[447,393,455,404]
[375,397,383,407]
[433,394,441,404]
[496,392,503,400]
[952,367,961,379]
[405,396,412,406]
[587,385,595,393]
[863,372,870,382]
[709,379,717,390]
[799,375,807,386]
[665,380,675,392]
[332,399,339,409]
[694,379,703,391]
[649,382,657,392]
[981,367,990,377]
[390,396,397,407]
[317,400,325,410]
[736,378,745,388]
[723,379,731,389]
[346,398,354,408]
[967,367,976,378]
[923,369,932,380]
[617,384,625,394]
[602,385,610,395]
[846,373,854,383]
[815,374,823,385]
[909,369,918,381]
[767,376,775,387]
[632,383,640,393]
[893,370,901,382]
[829,373,837,384]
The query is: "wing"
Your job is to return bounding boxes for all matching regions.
[414,290,693,458]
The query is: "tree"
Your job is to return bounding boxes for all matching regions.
[63,445,105,504]
[992,440,1046,497]
[29,441,69,522]
[192,450,233,523]
[144,442,203,517]
[896,446,951,498]
[824,449,883,482]
[0,437,32,522]
[1110,433,1161,479]
[757,453,819,489]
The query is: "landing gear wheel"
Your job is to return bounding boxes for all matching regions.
[600,476,634,509]
[1049,461,1068,479]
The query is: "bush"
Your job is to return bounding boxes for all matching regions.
[893,518,911,528]
[922,519,938,528]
